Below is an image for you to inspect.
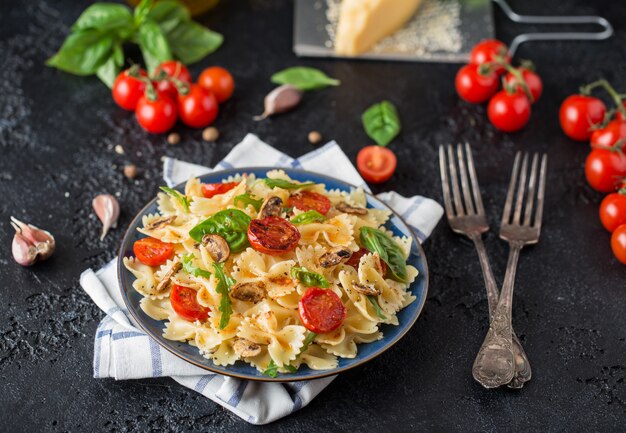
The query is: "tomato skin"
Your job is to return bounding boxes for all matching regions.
[170,285,210,322]
[616,102,626,122]
[298,287,346,334]
[345,247,388,275]
[599,193,626,232]
[455,64,499,103]
[356,146,397,184]
[154,61,192,99]
[135,91,178,134]
[469,39,511,74]
[611,224,626,264]
[112,68,147,111]
[585,149,626,192]
[590,120,626,150]
[198,67,235,103]
[248,216,301,255]
[287,191,332,215]
[487,90,531,132]
[133,237,175,266]
[503,69,543,103]
[201,182,238,198]
[177,84,219,128]
[559,95,606,141]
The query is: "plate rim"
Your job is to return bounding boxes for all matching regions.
[117,166,429,382]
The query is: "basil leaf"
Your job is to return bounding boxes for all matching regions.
[290,267,329,288]
[96,44,123,88]
[290,210,325,225]
[46,30,114,75]
[134,0,153,25]
[181,253,211,279]
[271,67,340,91]
[167,21,223,65]
[284,364,298,373]
[361,100,401,147]
[359,227,408,282]
[159,186,190,213]
[299,331,316,354]
[72,3,133,32]
[367,296,387,320]
[147,1,190,34]
[263,178,315,190]
[137,19,172,73]
[234,194,263,212]
[213,262,235,329]
[263,360,279,378]
[189,209,251,253]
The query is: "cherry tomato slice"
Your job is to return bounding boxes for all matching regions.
[248,216,300,255]
[585,149,626,193]
[455,64,499,104]
[170,285,210,322]
[590,120,626,150]
[201,182,239,198]
[287,191,331,215]
[345,247,388,275]
[112,68,148,111]
[469,39,511,75]
[198,66,235,103]
[133,237,174,266]
[600,192,626,232]
[559,95,606,141]
[177,84,219,128]
[357,146,397,184]
[298,287,346,334]
[487,90,531,132]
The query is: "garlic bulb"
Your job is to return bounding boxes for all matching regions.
[92,194,120,240]
[10,217,56,266]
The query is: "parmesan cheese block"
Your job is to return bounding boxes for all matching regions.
[334,0,423,56]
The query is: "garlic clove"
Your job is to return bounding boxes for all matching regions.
[10,217,56,263]
[92,194,120,241]
[11,222,38,266]
[253,84,302,121]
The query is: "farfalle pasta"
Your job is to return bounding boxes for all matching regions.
[123,170,419,375]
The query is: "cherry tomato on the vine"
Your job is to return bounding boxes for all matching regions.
[600,192,626,232]
[503,68,543,103]
[487,90,531,132]
[559,95,606,141]
[469,39,511,75]
[154,60,192,99]
[584,149,626,193]
[198,66,235,103]
[135,90,178,134]
[356,146,397,184]
[455,64,499,103]
[611,224,626,265]
[177,84,219,128]
[590,120,626,150]
[112,68,148,111]
[616,101,626,122]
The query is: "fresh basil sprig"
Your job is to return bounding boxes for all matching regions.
[234,194,263,212]
[263,178,315,190]
[290,210,325,225]
[367,296,387,320]
[359,227,408,282]
[189,209,252,253]
[290,267,330,288]
[271,67,340,91]
[213,262,235,329]
[159,186,190,213]
[47,0,223,87]
[181,253,211,279]
[361,100,401,147]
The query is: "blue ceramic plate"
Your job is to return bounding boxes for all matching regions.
[118,167,429,382]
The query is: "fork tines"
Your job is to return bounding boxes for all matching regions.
[439,143,485,219]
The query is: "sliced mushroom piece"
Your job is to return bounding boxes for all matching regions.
[319,247,353,268]
[336,201,368,215]
[259,196,283,218]
[233,338,262,357]
[156,259,182,292]
[145,215,176,230]
[202,234,230,263]
[230,281,267,303]
[352,281,381,296]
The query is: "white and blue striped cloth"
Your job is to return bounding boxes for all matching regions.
[80,133,443,425]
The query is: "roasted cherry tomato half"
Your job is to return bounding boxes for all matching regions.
[198,66,235,103]
[135,91,178,134]
[611,224,626,265]
[590,120,626,150]
[585,149,626,193]
[287,191,332,215]
[559,95,606,141]
[170,285,210,322]
[487,90,531,132]
[201,182,239,198]
[455,64,499,104]
[600,192,626,232]
[345,247,388,275]
[112,68,148,111]
[356,146,397,184]
[248,216,301,255]
[298,287,346,334]
[133,237,175,266]
[154,60,192,99]
[177,84,219,128]
[503,68,543,103]
[469,39,511,75]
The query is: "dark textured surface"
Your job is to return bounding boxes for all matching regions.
[2,0,626,431]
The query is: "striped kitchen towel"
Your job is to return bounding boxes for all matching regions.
[79,133,443,425]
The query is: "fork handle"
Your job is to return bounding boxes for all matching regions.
[470,235,499,317]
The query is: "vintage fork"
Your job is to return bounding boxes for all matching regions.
[472,151,547,389]
[439,143,531,389]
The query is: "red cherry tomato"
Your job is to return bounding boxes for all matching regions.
[559,95,606,141]
[170,285,210,322]
[133,237,174,266]
[590,120,626,150]
[345,247,388,275]
[585,149,626,192]
[503,68,543,103]
[154,61,192,99]
[356,146,397,184]
[177,84,219,128]
[611,224,626,264]
[600,192,626,232]
[287,191,332,215]
[455,64,499,104]
[469,39,511,75]
[112,68,148,111]
[135,91,178,134]
[248,216,301,255]
[201,182,238,198]
[616,102,626,122]
[198,66,235,103]
[298,287,346,334]
[487,90,531,132]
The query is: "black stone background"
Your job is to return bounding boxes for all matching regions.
[2,0,626,432]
